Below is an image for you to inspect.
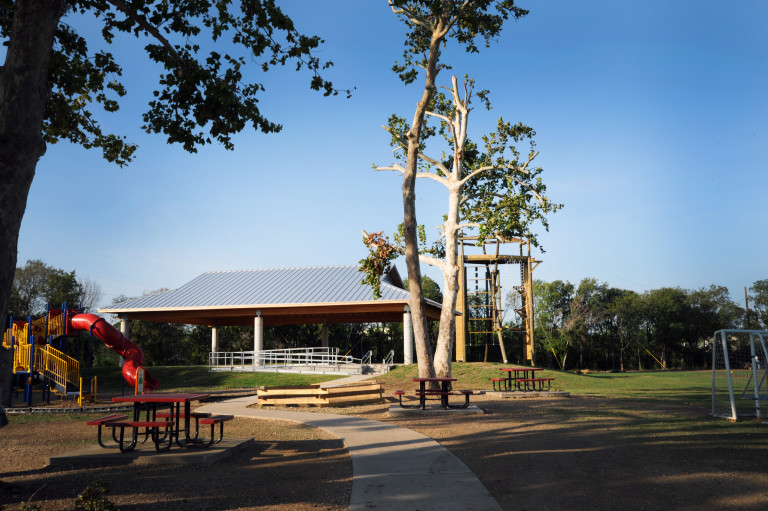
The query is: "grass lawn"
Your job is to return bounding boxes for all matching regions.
[87,365,339,394]
[376,363,715,407]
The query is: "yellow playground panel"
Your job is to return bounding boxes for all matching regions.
[2,308,96,406]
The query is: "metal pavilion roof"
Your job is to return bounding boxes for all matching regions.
[99,265,442,327]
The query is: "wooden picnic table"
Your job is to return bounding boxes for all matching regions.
[111,393,210,451]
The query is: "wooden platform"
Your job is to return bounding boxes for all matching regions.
[257,381,383,407]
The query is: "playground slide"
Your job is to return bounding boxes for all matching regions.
[69,314,161,390]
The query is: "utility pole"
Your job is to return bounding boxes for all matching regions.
[745,286,750,329]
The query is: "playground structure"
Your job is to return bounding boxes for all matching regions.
[455,236,539,365]
[711,329,768,422]
[1,306,160,406]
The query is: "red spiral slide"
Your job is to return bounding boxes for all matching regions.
[69,313,161,390]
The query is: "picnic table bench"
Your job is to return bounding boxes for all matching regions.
[85,414,128,448]
[199,414,234,446]
[107,419,176,453]
[155,411,211,439]
[517,377,554,391]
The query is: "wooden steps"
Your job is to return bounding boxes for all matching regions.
[257,381,383,407]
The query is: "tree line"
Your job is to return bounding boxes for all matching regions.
[527,278,768,371]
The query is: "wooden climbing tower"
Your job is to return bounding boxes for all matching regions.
[455,236,540,365]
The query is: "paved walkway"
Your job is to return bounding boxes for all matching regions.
[197,395,501,511]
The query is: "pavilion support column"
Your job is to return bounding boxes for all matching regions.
[321,324,328,348]
[211,327,219,352]
[403,306,413,365]
[119,319,129,367]
[254,312,263,367]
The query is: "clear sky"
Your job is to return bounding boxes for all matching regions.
[16,0,768,308]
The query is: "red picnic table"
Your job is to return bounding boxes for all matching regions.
[498,367,543,391]
[412,377,456,409]
[394,378,478,409]
[110,393,211,451]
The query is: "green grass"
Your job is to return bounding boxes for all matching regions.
[26,363,716,411]
[88,365,339,393]
[374,363,715,408]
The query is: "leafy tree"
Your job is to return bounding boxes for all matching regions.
[643,287,687,368]
[8,259,53,318]
[364,75,559,378]
[0,0,345,421]
[7,259,100,318]
[749,279,768,329]
[563,278,608,370]
[43,269,83,310]
[610,290,644,372]
[128,320,187,365]
[369,0,528,379]
[532,279,574,369]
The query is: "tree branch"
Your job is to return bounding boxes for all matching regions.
[382,125,408,151]
[418,253,445,271]
[416,150,451,177]
[415,171,449,186]
[106,0,184,69]
[508,176,546,205]
[374,164,406,174]
[425,109,451,125]
[456,222,482,231]
[458,150,539,188]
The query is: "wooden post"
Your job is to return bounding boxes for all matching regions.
[455,240,467,362]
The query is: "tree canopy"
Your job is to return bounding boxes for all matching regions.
[0,0,345,426]
[368,0,530,379]
[531,277,754,371]
[8,259,101,318]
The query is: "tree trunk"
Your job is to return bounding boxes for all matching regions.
[402,25,445,379]
[0,0,65,412]
[433,185,461,378]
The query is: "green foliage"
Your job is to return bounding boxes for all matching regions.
[75,479,117,511]
[8,259,96,318]
[0,0,347,163]
[390,1,529,84]
[749,279,768,328]
[529,277,751,371]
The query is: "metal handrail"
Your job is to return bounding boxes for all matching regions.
[383,349,395,365]
[209,347,369,370]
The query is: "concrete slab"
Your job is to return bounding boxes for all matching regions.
[501,390,570,398]
[48,438,254,467]
[387,404,485,416]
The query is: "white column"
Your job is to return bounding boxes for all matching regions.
[254,312,263,367]
[119,319,129,367]
[211,327,219,352]
[321,324,329,348]
[403,306,413,365]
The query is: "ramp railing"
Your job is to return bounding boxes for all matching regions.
[209,347,369,372]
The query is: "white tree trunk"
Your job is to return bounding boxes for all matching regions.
[433,186,461,378]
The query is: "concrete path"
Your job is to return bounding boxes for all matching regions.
[197,395,501,511]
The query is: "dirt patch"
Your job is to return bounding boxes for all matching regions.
[0,416,351,510]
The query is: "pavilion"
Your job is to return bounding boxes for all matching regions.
[99,265,442,364]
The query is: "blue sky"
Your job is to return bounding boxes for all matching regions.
[16,0,768,308]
